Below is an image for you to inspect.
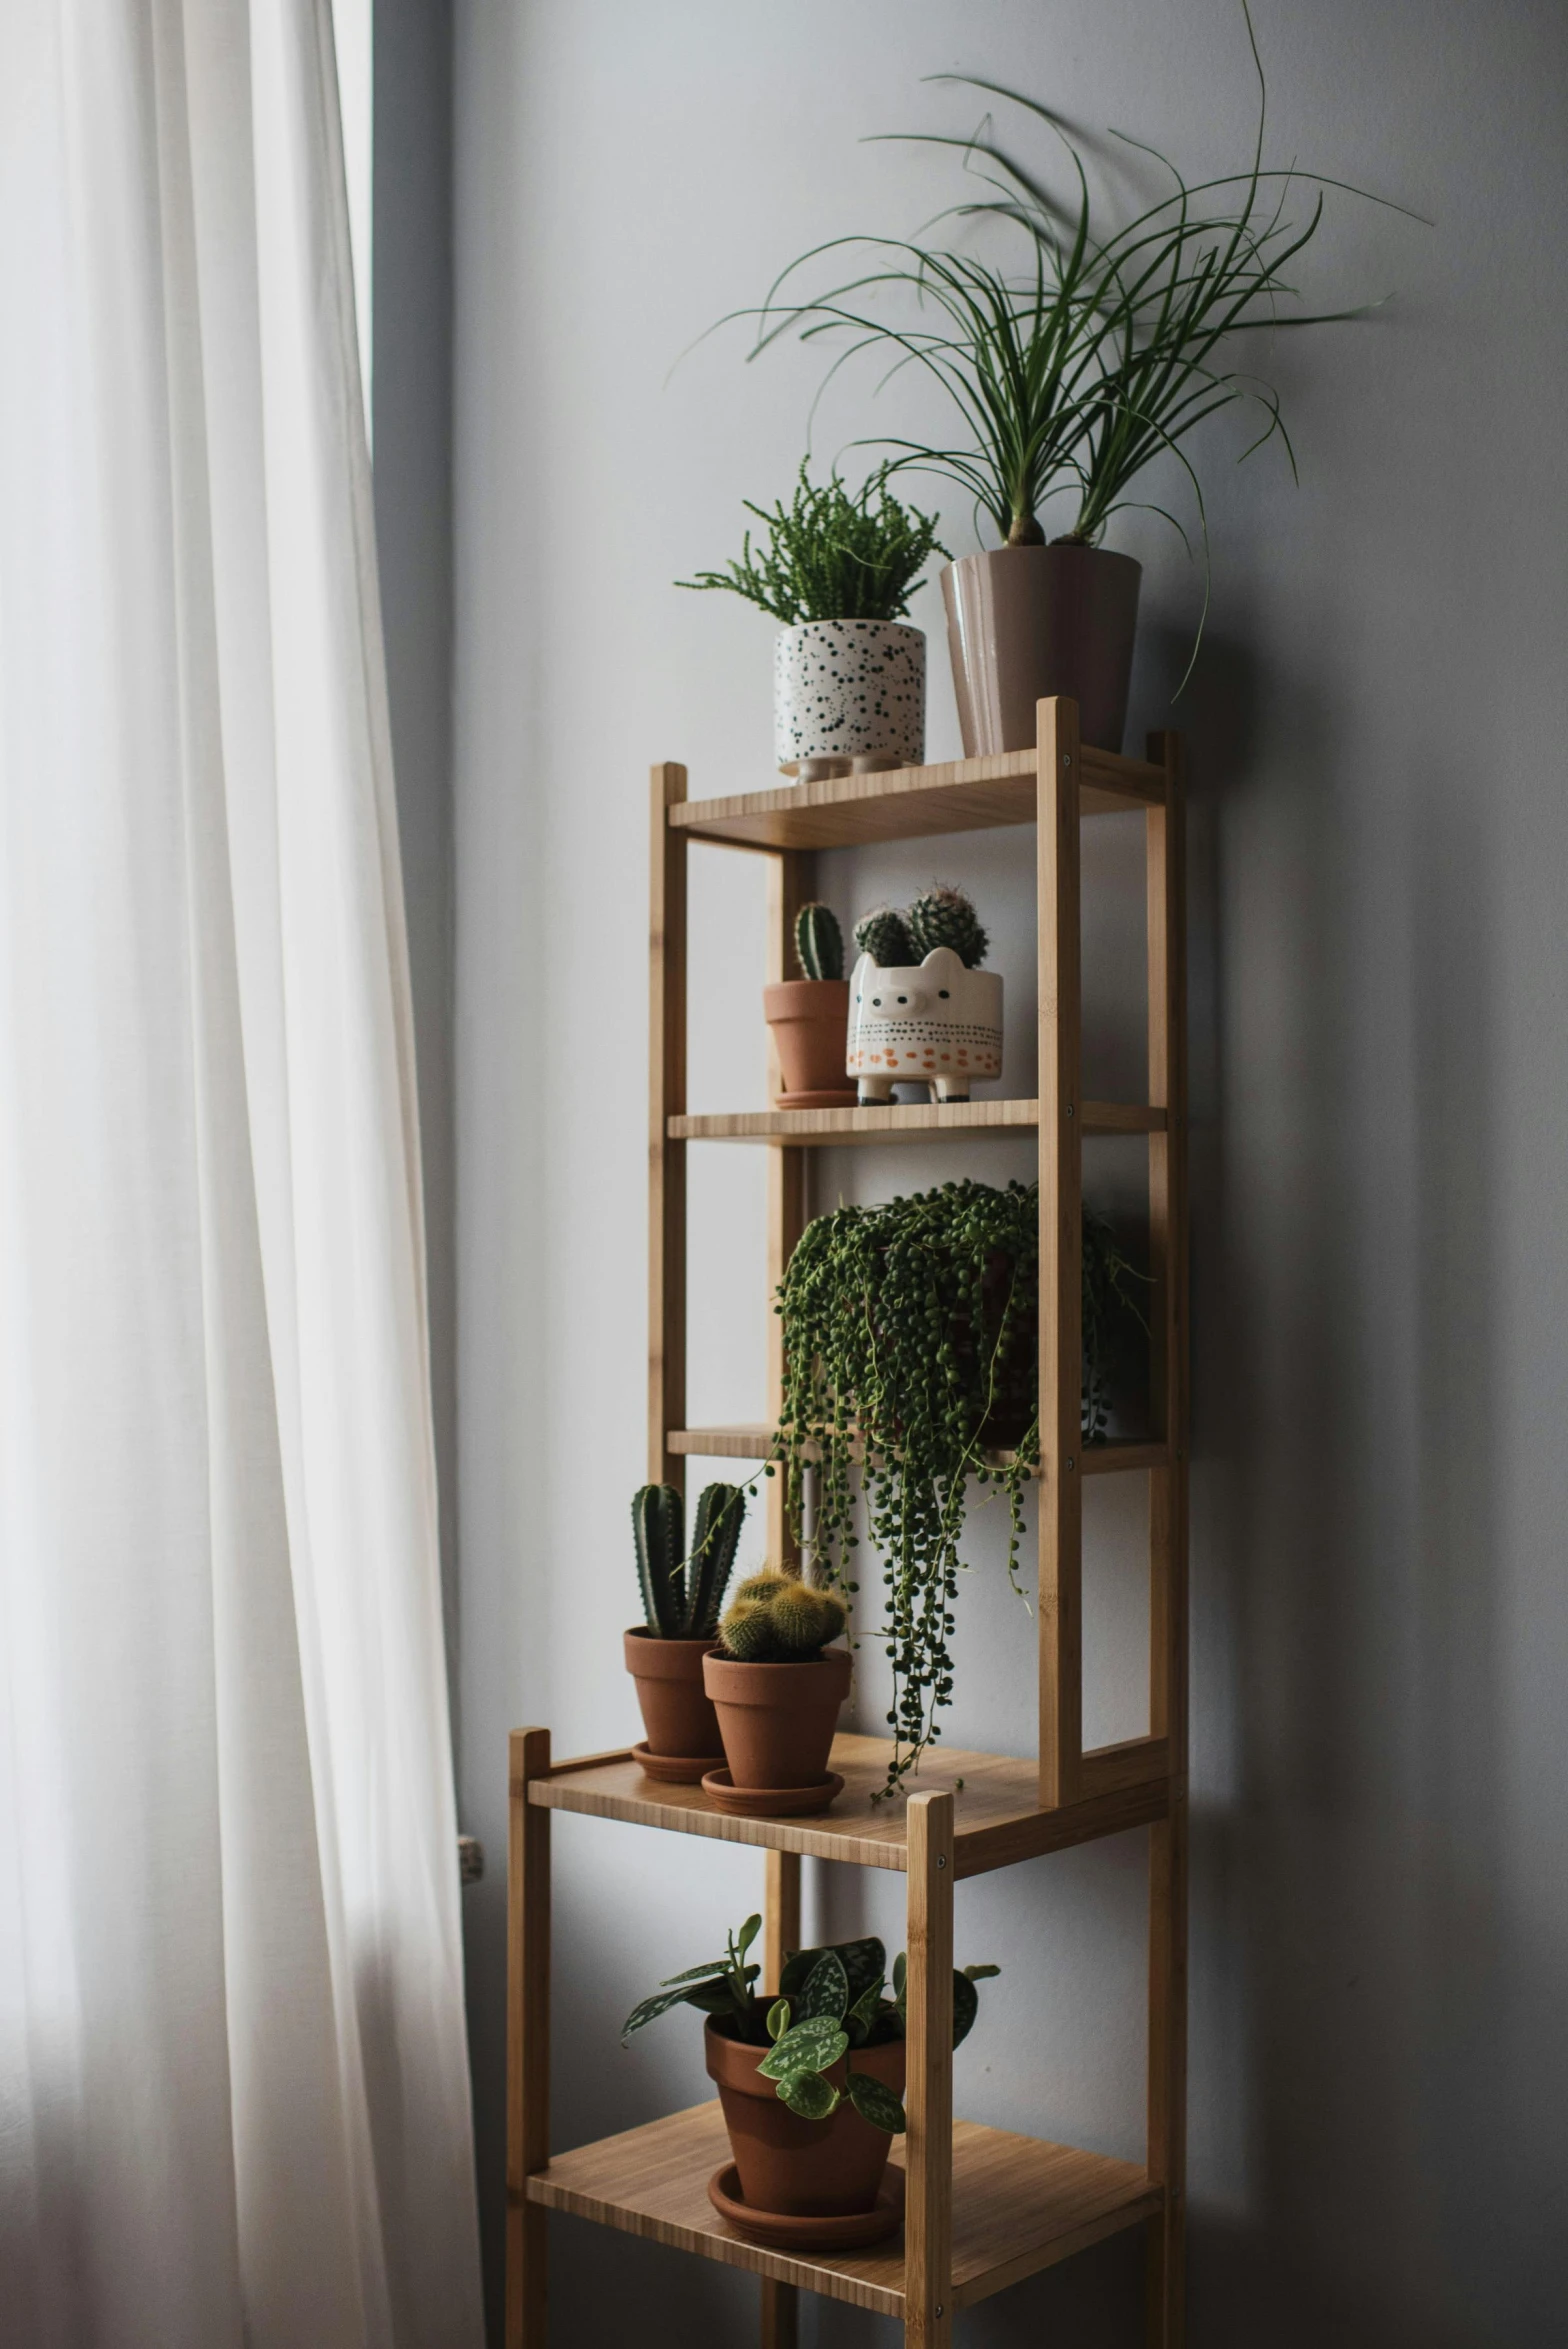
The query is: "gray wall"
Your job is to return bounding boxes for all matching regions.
[374,0,458,1688]
[430,3,1568,2342]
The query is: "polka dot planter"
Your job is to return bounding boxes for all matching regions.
[846,946,1003,1104]
[773,620,925,779]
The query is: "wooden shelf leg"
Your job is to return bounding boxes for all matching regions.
[1036,696,1084,1810]
[765,849,813,1571]
[763,1849,802,1994]
[905,1791,954,2348]
[650,762,689,1490]
[507,1728,552,2349]
[760,2278,800,2348]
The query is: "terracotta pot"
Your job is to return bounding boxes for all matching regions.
[623,1628,724,1760]
[702,1647,853,1789]
[941,543,1142,755]
[762,978,855,1107]
[705,2012,906,2217]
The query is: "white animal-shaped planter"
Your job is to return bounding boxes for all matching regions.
[846,947,1003,1103]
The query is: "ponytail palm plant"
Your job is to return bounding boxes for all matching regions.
[745,6,1414,593]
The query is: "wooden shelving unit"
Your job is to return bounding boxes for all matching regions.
[508,700,1189,2347]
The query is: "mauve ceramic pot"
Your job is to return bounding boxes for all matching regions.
[941,543,1142,754]
[702,1648,853,1789]
[624,1628,724,1760]
[705,2013,906,2219]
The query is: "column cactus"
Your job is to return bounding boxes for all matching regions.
[794,902,844,982]
[632,1481,747,1638]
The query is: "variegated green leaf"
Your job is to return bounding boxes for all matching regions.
[796,1950,850,2023]
[757,2022,847,2079]
[845,2071,907,2135]
[777,2069,839,2121]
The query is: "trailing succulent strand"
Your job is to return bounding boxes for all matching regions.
[794,902,844,983]
[719,1570,847,1662]
[906,883,989,969]
[622,1919,999,2133]
[772,1179,1146,1794]
[853,906,915,968]
[632,1480,747,1639]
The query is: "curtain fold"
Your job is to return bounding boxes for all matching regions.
[0,5,483,2344]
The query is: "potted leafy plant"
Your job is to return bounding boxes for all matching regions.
[624,1481,746,1782]
[763,900,857,1109]
[623,1914,997,2247]
[748,24,1401,751]
[775,1179,1146,1795]
[701,1570,851,1812]
[679,462,946,780]
[847,884,1002,1104]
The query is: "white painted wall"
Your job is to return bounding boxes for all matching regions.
[444,3,1568,2341]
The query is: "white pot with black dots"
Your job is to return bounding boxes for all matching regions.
[846,947,1003,1104]
[774,619,925,781]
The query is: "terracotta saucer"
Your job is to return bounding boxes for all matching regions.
[773,1089,860,1111]
[700,1767,844,1818]
[631,1741,723,1785]
[706,2162,904,2251]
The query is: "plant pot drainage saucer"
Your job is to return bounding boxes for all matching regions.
[700,1768,845,1818]
[773,1088,860,1111]
[631,1741,722,1785]
[706,2162,904,2251]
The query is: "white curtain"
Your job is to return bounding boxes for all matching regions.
[0,5,483,2345]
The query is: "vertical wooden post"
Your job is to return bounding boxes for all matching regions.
[759,1845,802,2348]
[507,1728,552,2349]
[1144,731,1188,2346]
[649,764,688,1489]
[762,1849,802,1994]
[905,1791,954,2349]
[1037,697,1083,1809]
[765,850,812,1570]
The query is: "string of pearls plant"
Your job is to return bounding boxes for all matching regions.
[772,1178,1145,1797]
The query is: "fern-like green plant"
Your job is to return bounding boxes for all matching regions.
[678,462,947,625]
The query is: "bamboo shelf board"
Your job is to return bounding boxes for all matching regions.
[528,1732,1169,1879]
[667,1427,1169,1479]
[669,1099,1166,1145]
[523,2099,1161,2317]
[668,747,1165,851]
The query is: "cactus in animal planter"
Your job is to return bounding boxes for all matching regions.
[633,1480,746,1637]
[794,902,844,983]
[853,906,915,968]
[719,1573,847,1661]
[906,883,989,968]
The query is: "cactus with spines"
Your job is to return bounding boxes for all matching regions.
[794,902,844,983]
[632,1480,746,1638]
[853,906,915,968]
[906,883,989,968]
[719,1573,848,1662]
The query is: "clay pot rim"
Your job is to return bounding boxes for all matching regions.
[763,977,850,1006]
[624,1626,721,1649]
[943,542,1142,579]
[704,1647,852,1680]
[775,616,925,637]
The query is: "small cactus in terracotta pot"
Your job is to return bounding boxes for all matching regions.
[762,901,856,1109]
[702,1571,852,1797]
[624,1481,746,1781]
